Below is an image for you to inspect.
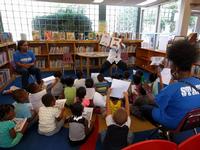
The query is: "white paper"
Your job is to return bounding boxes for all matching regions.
[160,68,172,85]
[55,99,66,109]
[13,118,27,132]
[110,79,131,98]
[82,107,93,127]
[133,69,136,75]
[91,73,99,84]
[110,37,122,49]
[42,76,55,86]
[104,77,112,82]
[100,34,111,47]
[93,92,106,107]
[150,57,164,66]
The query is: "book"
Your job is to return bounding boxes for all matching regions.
[55,99,66,109]
[110,37,121,49]
[82,107,93,127]
[44,31,52,40]
[160,68,172,85]
[42,75,55,86]
[150,56,164,66]
[99,34,111,47]
[88,32,95,40]
[13,118,27,132]
[66,32,75,40]
[110,79,131,99]
[32,31,40,41]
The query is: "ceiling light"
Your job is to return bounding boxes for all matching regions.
[93,0,104,3]
[137,0,157,6]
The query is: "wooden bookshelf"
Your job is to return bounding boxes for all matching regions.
[0,42,16,92]
[28,40,143,72]
[135,48,166,73]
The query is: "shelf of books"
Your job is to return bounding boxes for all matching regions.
[0,42,16,92]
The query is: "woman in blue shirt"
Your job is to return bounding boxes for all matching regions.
[141,40,200,129]
[13,40,42,89]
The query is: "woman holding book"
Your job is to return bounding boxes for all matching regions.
[13,40,42,89]
[100,37,128,75]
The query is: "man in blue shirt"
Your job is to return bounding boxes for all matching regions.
[13,40,41,88]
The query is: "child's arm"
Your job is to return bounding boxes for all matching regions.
[124,91,130,116]
[158,72,163,90]
[9,128,17,138]
[56,108,65,121]
[106,88,112,116]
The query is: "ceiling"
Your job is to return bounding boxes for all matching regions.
[34,0,169,6]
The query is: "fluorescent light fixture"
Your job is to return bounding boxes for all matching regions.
[137,0,157,6]
[93,0,104,3]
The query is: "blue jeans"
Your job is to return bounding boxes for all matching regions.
[16,66,41,88]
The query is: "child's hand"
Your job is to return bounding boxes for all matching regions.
[107,88,112,96]
[123,91,128,98]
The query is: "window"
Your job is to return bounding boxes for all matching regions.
[106,5,138,36]
[188,16,198,34]
[0,0,99,40]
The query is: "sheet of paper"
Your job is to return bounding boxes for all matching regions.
[104,77,112,82]
[133,69,137,75]
[13,118,27,132]
[82,107,93,127]
[99,34,111,47]
[150,57,164,66]
[55,99,66,109]
[93,92,106,107]
[42,76,55,86]
[110,37,122,49]
[91,73,99,83]
[110,79,131,98]
[160,68,172,85]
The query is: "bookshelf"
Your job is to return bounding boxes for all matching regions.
[0,42,16,91]
[28,40,143,72]
[135,48,166,73]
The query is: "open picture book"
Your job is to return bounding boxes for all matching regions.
[13,118,27,132]
[42,76,56,86]
[100,34,122,49]
[82,107,93,127]
[55,99,66,109]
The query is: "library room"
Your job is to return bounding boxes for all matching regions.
[0,0,200,149]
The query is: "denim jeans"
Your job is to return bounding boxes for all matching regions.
[16,66,41,89]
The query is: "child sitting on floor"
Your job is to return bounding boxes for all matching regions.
[74,71,86,89]
[102,89,132,150]
[27,83,47,112]
[63,77,76,107]
[0,104,27,148]
[38,94,65,136]
[76,87,92,107]
[12,89,37,125]
[50,71,64,99]
[66,102,93,145]
[95,73,110,96]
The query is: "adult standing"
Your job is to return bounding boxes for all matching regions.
[13,40,42,89]
[141,40,200,129]
[100,41,128,74]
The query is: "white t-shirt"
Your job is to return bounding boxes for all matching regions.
[85,88,96,99]
[51,80,63,97]
[106,114,131,128]
[29,89,47,112]
[74,79,86,89]
[38,106,61,133]
[106,43,125,64]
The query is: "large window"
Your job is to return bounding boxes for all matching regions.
[0,0,99,40]
[188,16,198,34]
[106,5,138,35]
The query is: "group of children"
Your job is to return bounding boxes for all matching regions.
[0,69,163,149]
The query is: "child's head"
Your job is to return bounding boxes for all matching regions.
[77,87,86,100]
[123,71,130,80]
[76,71,83,79]
[113,108,128,126]
[42,94,56,107]
[27,83,41,94]
[97,73,104,82]
[85,78,94,88]
[149,73,158,83]
[135,70,144,78]
[132,75,141,85]
[12,89,28,103]
[54,71,62,79]
[0,104,15,121]
[71,102,83,117]
[64,77,74,87]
